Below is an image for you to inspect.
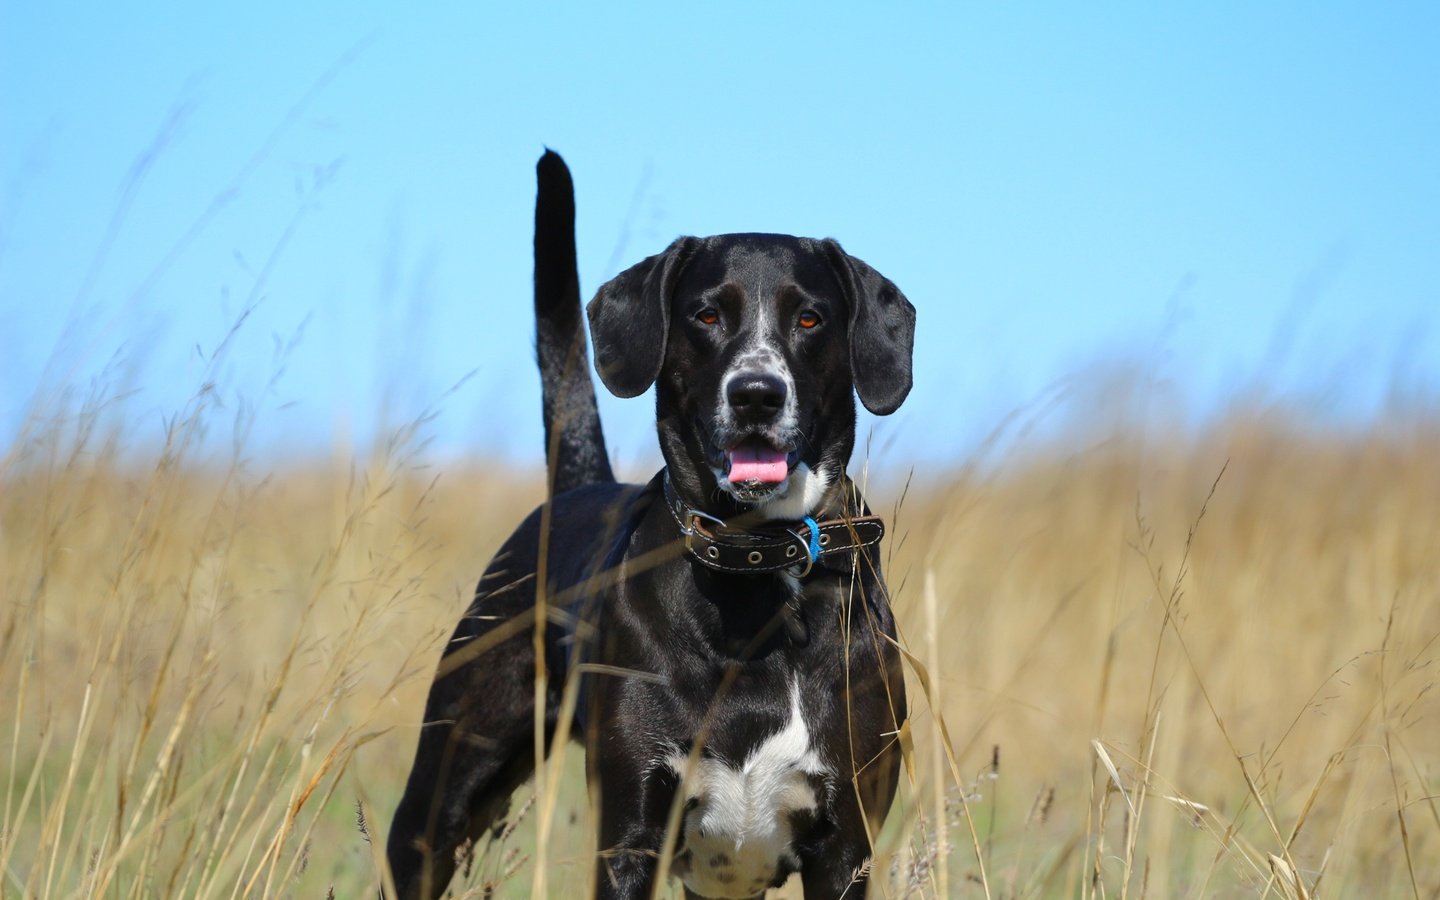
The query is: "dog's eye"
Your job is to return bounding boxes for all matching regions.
[797,310,821,330]
[696,308,720,326]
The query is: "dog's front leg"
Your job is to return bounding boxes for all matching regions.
[594,829,667,900]
[799,818,878,900]
[799,759,899,900]
[589,724,681,899]
[592,783,678,898]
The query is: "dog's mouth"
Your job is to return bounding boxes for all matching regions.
[708,433,799,500]
[725,436,795,484]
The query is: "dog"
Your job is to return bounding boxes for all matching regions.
[385,151,915,899]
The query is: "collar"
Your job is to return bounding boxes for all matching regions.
[662,470,885,577]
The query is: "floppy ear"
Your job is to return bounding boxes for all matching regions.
[824,240,916,415]
[586,237,697,397]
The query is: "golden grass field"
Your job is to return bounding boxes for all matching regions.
[2,391,1437,897]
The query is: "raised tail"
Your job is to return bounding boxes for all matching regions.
[534,149,614,497]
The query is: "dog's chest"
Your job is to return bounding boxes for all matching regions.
[666,683,828,898]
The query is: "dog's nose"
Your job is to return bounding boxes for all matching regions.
[726,371,787,421]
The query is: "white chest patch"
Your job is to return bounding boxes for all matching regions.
[666,683,828,898]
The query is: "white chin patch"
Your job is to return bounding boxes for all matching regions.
[753,463,828,520]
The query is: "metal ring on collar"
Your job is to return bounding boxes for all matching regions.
[785,527,816,578]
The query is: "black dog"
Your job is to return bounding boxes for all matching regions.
[386,151,914,899]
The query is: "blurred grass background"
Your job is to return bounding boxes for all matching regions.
[3,370,1436,897]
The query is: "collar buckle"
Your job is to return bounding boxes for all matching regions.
[680,507,726,554]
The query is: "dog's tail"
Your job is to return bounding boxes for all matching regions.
[534,149,615,497]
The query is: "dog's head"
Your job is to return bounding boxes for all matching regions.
[588,234,915,517]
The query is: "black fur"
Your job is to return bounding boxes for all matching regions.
[386,152,914,899]
[535,149,615,494]
[588,235,698,399]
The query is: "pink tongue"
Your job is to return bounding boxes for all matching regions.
[727,445,790,483]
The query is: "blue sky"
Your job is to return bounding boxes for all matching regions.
[3,3,1437,471]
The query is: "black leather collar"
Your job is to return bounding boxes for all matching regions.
[662,470,885,577]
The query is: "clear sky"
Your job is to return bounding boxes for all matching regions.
[3,3,1437,471]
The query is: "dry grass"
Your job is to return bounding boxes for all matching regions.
[3,385,1438,897]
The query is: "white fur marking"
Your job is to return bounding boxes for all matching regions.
[756,462,830,521]
[666,683,826,898]
[716,296,800,446]
[718,345,799,439]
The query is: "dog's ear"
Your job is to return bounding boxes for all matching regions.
[824,240,916,415]
[587,237,697,397]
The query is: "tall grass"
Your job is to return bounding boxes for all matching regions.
[2,376,1437,896]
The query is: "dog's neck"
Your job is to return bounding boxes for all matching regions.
[660,468,884,589]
